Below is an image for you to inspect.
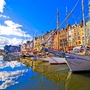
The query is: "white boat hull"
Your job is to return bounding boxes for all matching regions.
[48,57,66,65]
[37,57,66,65]
[66,53,90,72]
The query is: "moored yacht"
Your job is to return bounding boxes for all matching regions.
[65,0,90,72]
[66,53,90,72]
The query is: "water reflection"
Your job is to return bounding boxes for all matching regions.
[0,56,30,90]
[21,57,90,90]
[20,57,69,90]
[66,72,90,90]
[0,56,90,90]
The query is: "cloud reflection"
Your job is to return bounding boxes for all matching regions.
[0,60,29,89]
[0,60,24,69]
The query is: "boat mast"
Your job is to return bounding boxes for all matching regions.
[56,8,60,30]
[82,0,86,54]
[41,31,44,48]
[56,8,60,50]
[66,6,68,26]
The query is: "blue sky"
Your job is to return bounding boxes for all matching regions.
[0,0,89,47]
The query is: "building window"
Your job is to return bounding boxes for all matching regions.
[78,36,80,40]
[78,32,80,35]
[82,37,84,40]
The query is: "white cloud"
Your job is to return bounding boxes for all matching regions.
[9,37,23,45]
[5,20,22,28]
[0,20,30,37]
[0,14,9,18]
[0,20,32,46]
[0,0,33,46]
[0,36,9,45]
[0,0,6,13]
[0,36,31,46]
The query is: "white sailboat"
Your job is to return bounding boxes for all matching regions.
[66,53,90,72]
[66,0,90,72]
[37,51,67,64]
[48,56,67,65]
[38,9,67,64]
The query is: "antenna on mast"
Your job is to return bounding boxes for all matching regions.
[56,8,60,30]
[82,0,85,23]
[66,6,68,26]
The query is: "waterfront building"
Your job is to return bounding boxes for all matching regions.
[59,28,67,52]
[26,41,31,52]
[4,45,21,52]
[48,30,54,49]
[66,21,83,51]
[34,36,42,52]
[21,43,27,53]
[52,29,60,50]
[68,24,75,47]
[86,20,90,47]
[46,31,52,49]
[22,21,90,53]
[74,21,83,47]
[43,31,50,48]
[66,24,74,51]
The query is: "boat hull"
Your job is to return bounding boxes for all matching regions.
[66,53,90,72]
[48,57,66,65]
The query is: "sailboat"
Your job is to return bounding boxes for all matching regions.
[36,10,67,64]
[66,0,90,72]
[37,33,67,64]
[66,53,90,72]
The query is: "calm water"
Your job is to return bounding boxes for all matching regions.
[0,56,90,90]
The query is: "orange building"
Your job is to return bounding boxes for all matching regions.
[59,28,67,52]
[51,29,60,50]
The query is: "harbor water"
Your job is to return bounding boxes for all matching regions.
[0,56,90,90]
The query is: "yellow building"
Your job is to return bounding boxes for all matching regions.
[86,20,90,46]
[31,21,90,52]
[43,31,51,48]
[66,21,83,51]
[34,37,42,52]
[75,24,83,46]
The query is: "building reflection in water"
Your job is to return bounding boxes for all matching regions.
[20,57,69,90]
[0,56,89,90]
[21,57,90,90]
[66,72,90,90]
